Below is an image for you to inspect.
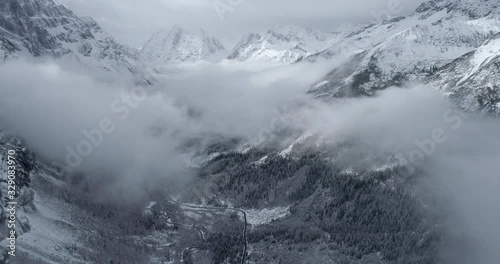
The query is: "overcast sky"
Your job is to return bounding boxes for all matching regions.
[57,0,425,48]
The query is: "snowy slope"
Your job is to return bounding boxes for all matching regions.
[309,0,500,98]
[139,25,226,64]
[0,0,140,75]
[0,131,205,263]
[227,25,341,64]
[427,33,500,115]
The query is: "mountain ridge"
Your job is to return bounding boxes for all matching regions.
[308,0,500,100]
[0,0,140,76]
[139,25,226,64]
[227,25,339,64]
[427,32,500,114]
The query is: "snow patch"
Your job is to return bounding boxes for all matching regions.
[251,156,268,166]
[143,201,156,215]
[313,80,329,89]
[245,206,291,226]
[183,211,202,221]
[278,144,294,157]
[458,35,500,84]
[235,143,253,154]
[15,192,85,263]
[278,133,313,157]
[371,163,399,172]
[341,168,356,175]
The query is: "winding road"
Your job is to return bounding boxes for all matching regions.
[166,195,249,264]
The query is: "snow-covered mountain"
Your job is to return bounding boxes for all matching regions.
[427,33,500,115]
[139,25,226,64]
[0,0,140,75]
[2,0,500,263]
[309,0,500,99]
[227,25,340,64]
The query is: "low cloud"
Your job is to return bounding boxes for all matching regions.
[1,58,499,261]
[0,60,188,202]
[0,58,331,202]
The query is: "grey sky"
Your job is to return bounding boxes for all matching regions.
[58,0,425,49]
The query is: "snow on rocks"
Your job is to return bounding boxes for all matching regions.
[244,206,290,226]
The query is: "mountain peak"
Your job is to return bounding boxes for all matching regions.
[140,26,226,64]
[267,25,329,42]
[0,0,138,75]
[227,25,332,63]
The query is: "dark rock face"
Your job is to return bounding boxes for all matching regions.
[0,35,21,60]
[427,33,500,115]
[0,0,138,74]
[227,33,261,60]
[415,0,450,13]
[416,0,499,18]
[78,42,93,56]
[0,0,72,56]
